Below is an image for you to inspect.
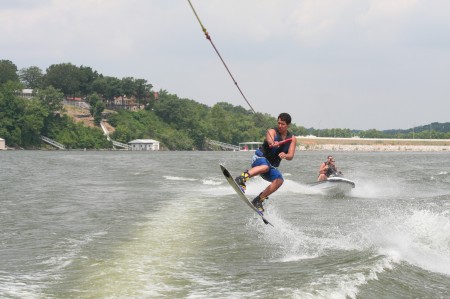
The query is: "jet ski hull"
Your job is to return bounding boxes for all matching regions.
[308,177,355,197]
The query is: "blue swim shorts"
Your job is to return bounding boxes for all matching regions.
[251,155,284,182]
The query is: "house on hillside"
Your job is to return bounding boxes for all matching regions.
[64,97,89,109]
[108,96,143,111]
[128,139,160,151]
[0,138,6,150]
[18,89,33,99]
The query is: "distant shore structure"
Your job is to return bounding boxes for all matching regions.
[0,138,5,150]
[239,141,263,151]
[297,136,450,152]
[18,89,33,99]
[128,139,160,151]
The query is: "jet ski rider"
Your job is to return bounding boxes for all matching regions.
[318,156,341,181]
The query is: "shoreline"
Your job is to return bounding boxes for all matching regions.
[296,136,450,152]
[298,144,450,152]
[2,136,450,152]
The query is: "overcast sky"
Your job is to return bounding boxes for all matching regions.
[2,0,449,130]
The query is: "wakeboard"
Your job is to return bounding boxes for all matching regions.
[220,164,273,226]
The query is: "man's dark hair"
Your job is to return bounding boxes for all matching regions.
[278,113,292,125]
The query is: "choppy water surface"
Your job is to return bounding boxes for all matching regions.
[1,151,449,298]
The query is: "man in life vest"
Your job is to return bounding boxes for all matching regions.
[234,113,297,212]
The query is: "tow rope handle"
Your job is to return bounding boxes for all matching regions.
[269,137,294,148]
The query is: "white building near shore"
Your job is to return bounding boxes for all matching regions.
[0,138,5,150]
[128,139,160,151]
[19,89,33,99]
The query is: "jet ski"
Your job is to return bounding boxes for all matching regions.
[308,172,355,197]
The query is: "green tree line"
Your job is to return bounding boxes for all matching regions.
[0,80,112,149]
[108,91,308,150]
[1,59,449,150]
[0,60,112,149]
[309,125,450,139]
[0,59,309,150]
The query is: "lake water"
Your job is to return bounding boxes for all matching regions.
[1,151,449,298]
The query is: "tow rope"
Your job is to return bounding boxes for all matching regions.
[187,0,295,149]
[187,0,257,115]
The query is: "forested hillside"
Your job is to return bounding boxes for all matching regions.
[108,92,307,150]
[0,59,449,150]
[0,80,113,149]
[0,59,307,149]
